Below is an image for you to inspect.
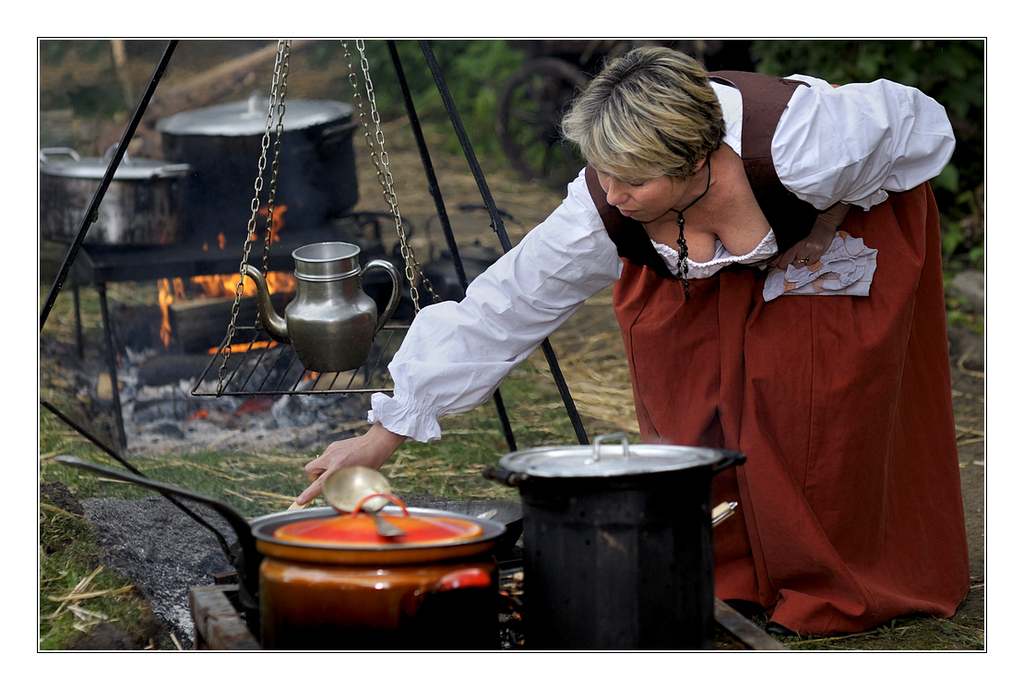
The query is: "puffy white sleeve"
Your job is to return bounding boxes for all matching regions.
[773,74,956,210]
[368,170,622,442]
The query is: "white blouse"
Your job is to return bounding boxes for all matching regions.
[368,75,956,442]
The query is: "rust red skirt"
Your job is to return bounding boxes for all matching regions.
[613,183,970,635]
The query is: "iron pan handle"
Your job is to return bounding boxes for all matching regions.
[55,456,260,608]
[712,449,747,475]
[481,465,529,487]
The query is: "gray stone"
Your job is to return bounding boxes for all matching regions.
[950,270,985,315]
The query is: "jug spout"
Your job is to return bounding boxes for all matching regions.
[244,265,290,344]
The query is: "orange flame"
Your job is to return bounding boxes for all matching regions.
[157,270,296,349]
[156,204,293,349]
[254,204,287,245]
[158,278,186,347]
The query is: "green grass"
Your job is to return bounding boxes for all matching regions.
[762,614,985,651]
[39,496,171,650]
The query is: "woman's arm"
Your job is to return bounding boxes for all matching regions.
[773,75,955,211]
[293,172,621,504]
[296,422,405,506]
[367,172,622,443]
[769,201,851,268]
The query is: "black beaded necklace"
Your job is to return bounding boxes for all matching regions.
[669,156,712,300]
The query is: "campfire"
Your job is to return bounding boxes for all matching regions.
[156,206,297,351]
[156,270,296,351]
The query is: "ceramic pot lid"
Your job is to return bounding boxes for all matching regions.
[273,511,484,548]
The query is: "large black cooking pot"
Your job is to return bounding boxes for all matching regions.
[156,94,358,239]
[484,432,745,650]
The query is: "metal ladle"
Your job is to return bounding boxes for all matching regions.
[321,466,405,537]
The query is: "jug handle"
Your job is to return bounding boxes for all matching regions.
[362,259,403,334]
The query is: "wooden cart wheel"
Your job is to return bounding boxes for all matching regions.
[496,57,590,187]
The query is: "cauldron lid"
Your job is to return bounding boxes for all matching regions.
[156,95,354,137]
[499,433,737,479]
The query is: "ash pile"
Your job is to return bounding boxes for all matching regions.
[81,494,235,649]
[119,353,370,456]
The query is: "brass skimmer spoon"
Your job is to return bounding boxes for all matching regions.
[321,466,405,537]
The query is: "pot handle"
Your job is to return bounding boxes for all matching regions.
[434,568,492,593]
[351,493,410,517]
[39,147,81,163]
[481,465,528,487]
[711,449,747,475]
[319,120,359,145]
[361,259,403,336]
[151,163,193,179]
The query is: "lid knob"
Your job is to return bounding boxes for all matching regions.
[586,432,630,465]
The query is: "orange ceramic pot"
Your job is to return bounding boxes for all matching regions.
[250,504,505,650]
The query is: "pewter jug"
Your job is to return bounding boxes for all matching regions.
[245,241,401,373]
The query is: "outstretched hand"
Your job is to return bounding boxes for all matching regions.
[296,422,406,506]
[769,202,850,269]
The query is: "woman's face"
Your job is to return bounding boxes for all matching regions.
[596,157,705,226]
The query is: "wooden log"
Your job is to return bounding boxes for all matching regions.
[169,292,292,353]
[190,585,260,650]
[713,599,788,650]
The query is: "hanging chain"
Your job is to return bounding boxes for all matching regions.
[261,46,290,273]
[343,40,437,312]
[216,39,291,393]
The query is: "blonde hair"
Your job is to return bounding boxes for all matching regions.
[561,46,725,181]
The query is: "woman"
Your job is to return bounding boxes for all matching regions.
[296,47,970,636]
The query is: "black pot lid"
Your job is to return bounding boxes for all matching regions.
[498,432,735,478]
[156,93,354,137]
[39,147,191,180]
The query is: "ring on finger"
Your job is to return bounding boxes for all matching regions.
[797,256,811,264]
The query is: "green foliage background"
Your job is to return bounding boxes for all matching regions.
[749,40,985,269]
